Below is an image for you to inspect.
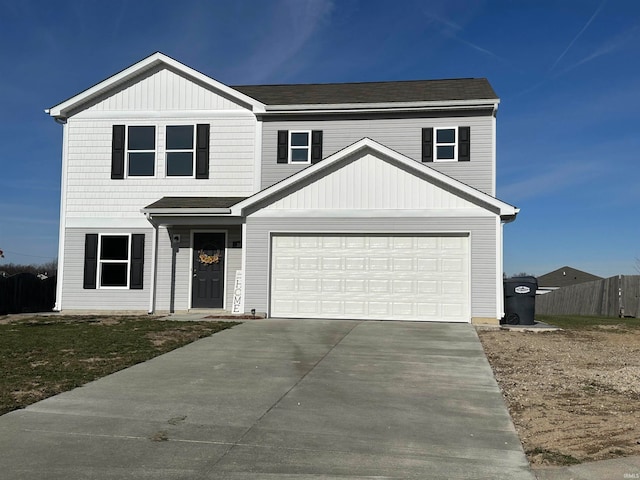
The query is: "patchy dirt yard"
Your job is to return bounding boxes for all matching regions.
[478,325,640,466]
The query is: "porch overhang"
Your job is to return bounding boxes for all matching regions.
[141,196,247,226]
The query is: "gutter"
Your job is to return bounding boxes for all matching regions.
[259,100,500,116]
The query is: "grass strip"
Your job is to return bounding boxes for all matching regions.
[536,314,640,330]
[0,315,238,415]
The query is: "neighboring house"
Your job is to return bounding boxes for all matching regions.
[537,266,603,294]
[46,52,518,323]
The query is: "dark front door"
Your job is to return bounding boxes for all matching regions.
[192,232,225,308]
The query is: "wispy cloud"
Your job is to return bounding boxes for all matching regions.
[220,0,334,83]
[549,0,606,73]
[499,161,601,202]
[420,7,509,63]
[558,23,640,75]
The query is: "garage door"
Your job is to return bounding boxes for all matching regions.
[270,234,470,322]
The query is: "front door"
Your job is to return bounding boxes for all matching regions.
[192,232,225,308]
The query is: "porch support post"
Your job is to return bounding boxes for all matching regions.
[241,221,247,314]
[146,214,159,314]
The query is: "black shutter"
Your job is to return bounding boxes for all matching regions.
[129,234,145,290]
[421,128,433,162]
[111,125,125,179]
[277,130,288,163]
[195,124,210,179]
[83,234,98,289]
[458,126,471,162]
[311,130,323,164]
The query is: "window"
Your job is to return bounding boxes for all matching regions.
[84,234,144,289]
[166,125,195,176]
[127,126,156,176]
[99,235,130,288]
[435,127,457,161]
[289,131,311,163]
[421,127,470,163]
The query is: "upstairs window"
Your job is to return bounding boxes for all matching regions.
[166,125,195,176]
[99,235,130,288]
[127,126,156,176]
[435,127,457,161]
[421,126,470,163]
[289,131,311,163]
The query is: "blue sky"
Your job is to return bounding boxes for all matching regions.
[0,0,638,278]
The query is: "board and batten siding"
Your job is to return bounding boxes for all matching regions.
[63,115,256,220]
[243,216,497,319]
[77,66,247,113]
[154,226,242,312]
[260,152,485,211]
[61,228,152,311]
[260,112,495,195]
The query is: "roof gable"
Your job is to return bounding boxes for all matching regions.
[234,138,518,218]
[47,52,265,119]
[537,266,603,288]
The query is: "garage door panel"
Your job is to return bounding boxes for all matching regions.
[271,234,469,322]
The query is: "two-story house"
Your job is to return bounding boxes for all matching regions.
[46,52,518,324]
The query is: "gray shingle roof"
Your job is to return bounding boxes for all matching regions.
[144,197,247,210]
[233,78,497,105]
[537,266,603,288]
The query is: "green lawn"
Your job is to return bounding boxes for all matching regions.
[537,314,640,330]
[0,316,238,415]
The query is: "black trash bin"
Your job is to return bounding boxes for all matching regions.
[503,276,538,325]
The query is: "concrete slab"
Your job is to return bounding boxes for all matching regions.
[0,319,535,479]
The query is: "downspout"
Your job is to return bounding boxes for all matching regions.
[145,213,159,314]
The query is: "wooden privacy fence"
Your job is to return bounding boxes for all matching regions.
[536,275,640,318]
[0,273,56,315]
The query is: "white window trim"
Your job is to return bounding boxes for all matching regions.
[165,124,196,178]
[126,125,157,178]
[288,130,311,164]
[97,233,131,289]
[434,126,458,162]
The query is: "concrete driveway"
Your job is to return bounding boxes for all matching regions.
[0,319,534,479]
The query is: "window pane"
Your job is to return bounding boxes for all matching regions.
[290,132,309,147]
[167,152,194,176]
[436,128,455,143]
[166,126,193,150]
[437,145,455,159]
[291,148,309,162]
[128,152,155,176]
[128,126,155,150]
[101,236,129,260]
[101,263,128,287]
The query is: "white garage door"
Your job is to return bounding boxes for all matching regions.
[270,234,470,322]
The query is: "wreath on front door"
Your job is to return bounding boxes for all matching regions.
[198,249,220,264]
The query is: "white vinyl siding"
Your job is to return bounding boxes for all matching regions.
[60,228,151,311]
[260,112,495,195]
[63,115,256,220]
[271,234,470,322]
[244,216,497,320]
[81,66,246,113]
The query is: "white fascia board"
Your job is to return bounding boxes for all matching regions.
[233,137,518,217]
[261,100,499,114]
[48,52,265,119]
[141,208,233,215]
